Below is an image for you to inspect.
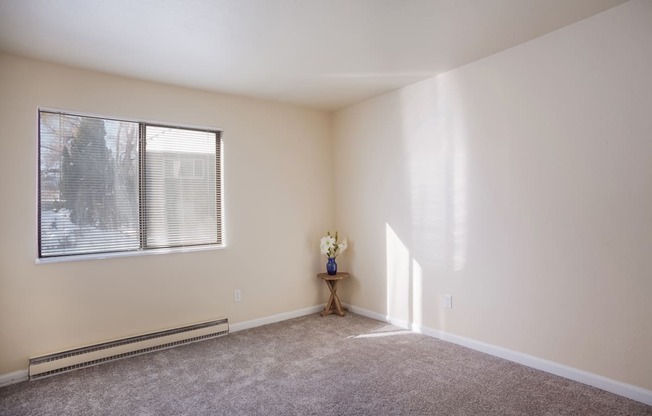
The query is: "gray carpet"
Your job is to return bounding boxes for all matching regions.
[1,313,650,415]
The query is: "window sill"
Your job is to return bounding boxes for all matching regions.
[35,244,226,264]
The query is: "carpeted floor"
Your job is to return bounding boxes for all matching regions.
[1,313,650,415]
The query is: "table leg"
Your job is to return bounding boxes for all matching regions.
[321,280,347,317]
[333,285,347,316]
[321,282,336,316]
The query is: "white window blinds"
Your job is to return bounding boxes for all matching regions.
[144,125,220,248]
[38,111,223,259]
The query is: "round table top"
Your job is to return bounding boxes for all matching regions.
[317,272,350,280]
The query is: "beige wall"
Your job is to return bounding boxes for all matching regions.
[333,0,652,390]
[1,0,651,395]
[0,53,333,374]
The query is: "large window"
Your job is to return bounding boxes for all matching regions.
[38,110,223,259]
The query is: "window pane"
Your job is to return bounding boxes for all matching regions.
[39,112,140,257]
[38,110,223,259]
[145,126,219,248]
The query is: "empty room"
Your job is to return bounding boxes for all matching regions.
[1,0,651,414]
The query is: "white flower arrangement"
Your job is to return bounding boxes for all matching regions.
[320,231,348,259]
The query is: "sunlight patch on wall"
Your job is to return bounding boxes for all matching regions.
[386,223,410,323]
[438,73,469,273]
[403,77,448,270]
[451,111,468,272]
[384,72,471,331]
[399,74,469,274]
[412,259,423,327]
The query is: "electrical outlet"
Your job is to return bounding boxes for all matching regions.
[444,294,452,309]
[234,289,241,302]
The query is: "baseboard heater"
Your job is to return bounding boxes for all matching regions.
[29,318,228,381]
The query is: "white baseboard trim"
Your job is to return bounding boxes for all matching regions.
[0,369,28,388]
[345,304,652,407]
[229,304,323,333]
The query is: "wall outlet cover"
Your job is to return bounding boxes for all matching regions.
[444,294,452,309]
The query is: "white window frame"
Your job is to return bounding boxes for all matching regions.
[36,108,225,263]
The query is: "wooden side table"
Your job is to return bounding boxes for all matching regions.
[317,272,349,317]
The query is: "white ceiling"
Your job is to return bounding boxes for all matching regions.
[0,0,627,111]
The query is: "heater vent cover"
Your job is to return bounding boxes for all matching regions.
[29,318,228,380]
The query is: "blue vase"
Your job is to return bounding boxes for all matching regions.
[326,257,337,275]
